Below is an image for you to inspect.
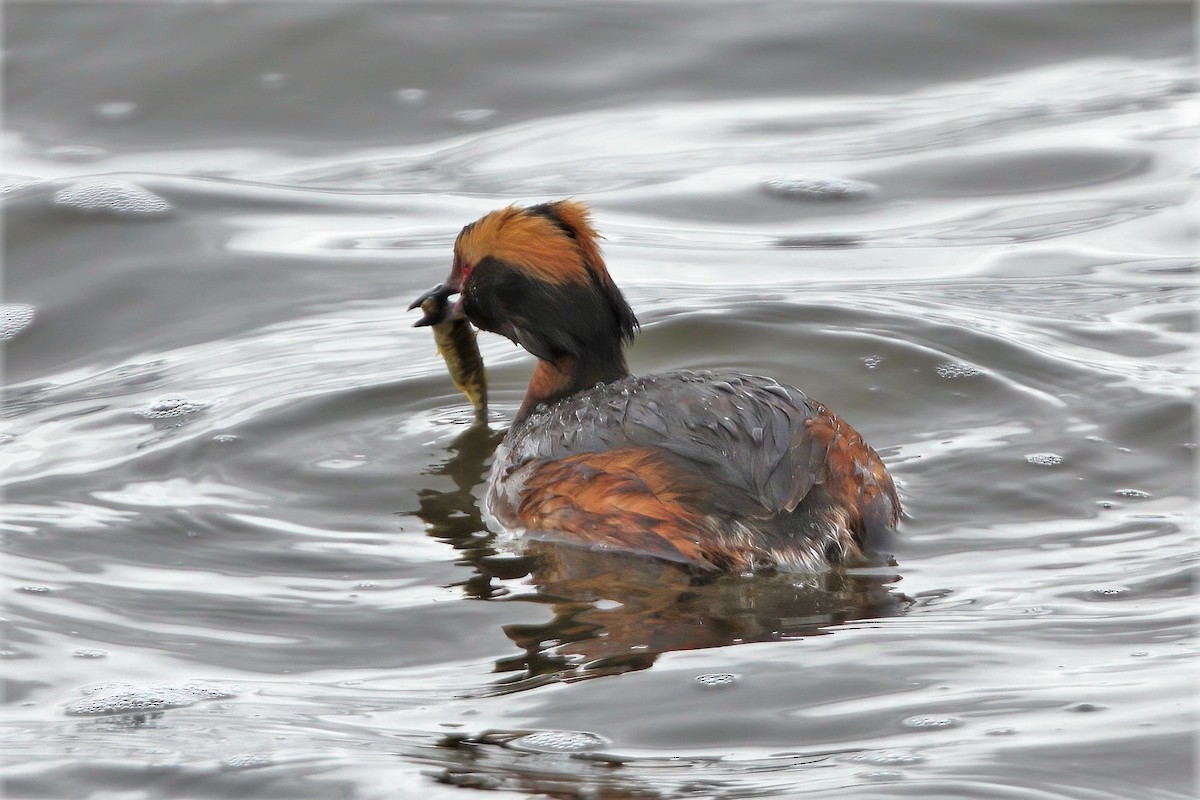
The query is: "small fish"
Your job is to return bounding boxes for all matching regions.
[409,284,488,420]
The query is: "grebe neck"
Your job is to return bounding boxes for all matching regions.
[516,347,629,424]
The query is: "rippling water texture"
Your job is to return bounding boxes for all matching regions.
[3,3,1196,798]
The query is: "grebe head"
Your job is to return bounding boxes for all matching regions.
[442,201,638,365]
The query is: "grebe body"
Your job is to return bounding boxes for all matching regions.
[413,201,900,572]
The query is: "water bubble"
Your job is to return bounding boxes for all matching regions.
[92,101,138,121]
[72,649,108,659]
[935,362,982,379]
[985,727,1017,736]
[1025,453,1063,467]
[222,753,274,771]
[1114,488,1150,498]
[1089,587,1130,599]
[0,303,35,341]
[138,395,203,420]
[843,750,924,766]
[452,108,495,123]
[18,585,51,594]
[509,730,608,753]
[1131,651,1149,658]
[212,434,238,443]
[862,356,882,369]
[395,88,428,104]
[53,180,172,218]
[695,673,739,688]
[763,175,876,200]
[901,715,963,730]
[66,681,235,716]
[1065,702,1105,713]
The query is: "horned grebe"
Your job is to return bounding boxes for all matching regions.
[412,201,899,572]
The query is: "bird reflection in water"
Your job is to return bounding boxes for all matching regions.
[414,422,909,691]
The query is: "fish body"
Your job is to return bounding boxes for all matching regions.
[410,285,488,419]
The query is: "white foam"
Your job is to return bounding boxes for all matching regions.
[695,672,740,688]
[137,395,203,420]
[222,754,274,771]
[72,649,108,659]
[1,178,41,196]
[66,680,235,716]
[0,303,35,341]
[53,179,172,218]
[509,730,608,753]
[935,362,983,379]
[843,750,925,766]
[901,714,963,730]
[763,175,876,200]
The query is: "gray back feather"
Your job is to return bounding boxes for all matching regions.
[503,371,826,519]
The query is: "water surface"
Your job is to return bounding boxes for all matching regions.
[2,2,1196,798]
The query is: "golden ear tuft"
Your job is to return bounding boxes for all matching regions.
[456,201,609,286]
[538,201,603,270]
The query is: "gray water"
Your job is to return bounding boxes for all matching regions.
[2,3,1196,798]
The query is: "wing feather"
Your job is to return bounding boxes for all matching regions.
[508,371,828,519]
